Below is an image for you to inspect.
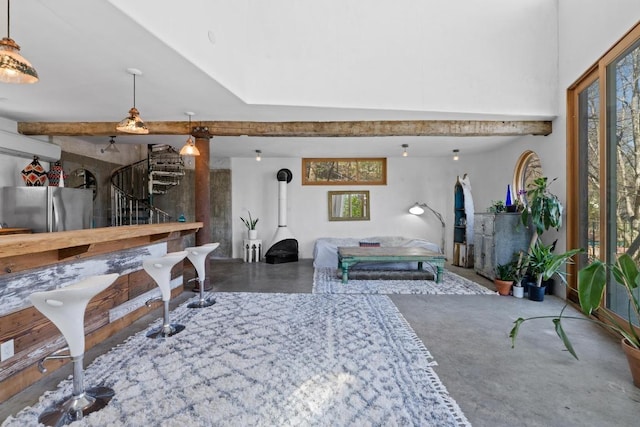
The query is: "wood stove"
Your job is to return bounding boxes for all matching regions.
[265,168,299,264]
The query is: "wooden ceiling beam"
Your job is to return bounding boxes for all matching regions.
[17,120,552,137]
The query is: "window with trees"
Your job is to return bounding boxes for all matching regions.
[513,150,543,205]
[327,190,370,221]
[568,22,640,325]
[302,158,386,185]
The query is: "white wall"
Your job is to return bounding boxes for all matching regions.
[232,155,477,259]
[0,118,58,189]
[124,0,558,118]
[0,154,51,189]
[245,0,558,116]
[458,3,640,278]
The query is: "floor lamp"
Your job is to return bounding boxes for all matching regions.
[409,202,446,258]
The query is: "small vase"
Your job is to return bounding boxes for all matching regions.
[505,184,513,208]
[248,229,258,240]
[47,161,64,187]
[21,156,48,186]
[494,279,513,296]
[512,285,524,298]
[528,284,546,301]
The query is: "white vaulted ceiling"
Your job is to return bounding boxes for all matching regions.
[0,0,557,158]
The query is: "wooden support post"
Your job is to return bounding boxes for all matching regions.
[193,126,212,247]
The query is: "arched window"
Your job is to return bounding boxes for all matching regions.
[513,150,543,206]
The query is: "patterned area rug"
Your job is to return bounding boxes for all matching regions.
[313,267,496,295]
[4,293,470,427]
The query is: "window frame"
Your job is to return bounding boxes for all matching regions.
[567,22,640,311]
[327,190,370,221]
[302,158,387,186]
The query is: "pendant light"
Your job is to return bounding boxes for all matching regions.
[401,144,408,157]
[453,149,460,161]
[179,112,200,156]
[116,68,149,134]
[0,0,38,84]
[101,136,119,154]
[255,150,262,161]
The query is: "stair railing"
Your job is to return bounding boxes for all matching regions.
[110,157,172,226]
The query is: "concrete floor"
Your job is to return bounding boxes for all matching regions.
[2,259,639,426]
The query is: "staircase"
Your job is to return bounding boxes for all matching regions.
[110,144,185,225]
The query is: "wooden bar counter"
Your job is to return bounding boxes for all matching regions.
[0,222,202,402]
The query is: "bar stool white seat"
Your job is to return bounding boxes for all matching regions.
[29,273,120,426]
[143,250,188,338]
[185,242,220,308]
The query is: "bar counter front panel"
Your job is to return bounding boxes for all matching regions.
[0,223,202,403]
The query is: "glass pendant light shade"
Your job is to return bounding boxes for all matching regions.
[117,69,149,134]
[0,1,38,84]
[116,107,148,134]
[179,112,200,156]
[179,136,200,156]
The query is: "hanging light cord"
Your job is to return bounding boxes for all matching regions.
[132,74,136,108]
[6,0,10,39]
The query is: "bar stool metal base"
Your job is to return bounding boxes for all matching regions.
[188,279,216,309]
[188,297,216,308]
[38,386,115,426]
[145,323,185,339]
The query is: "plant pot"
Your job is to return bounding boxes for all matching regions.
[621,338,640,388]
[494,279,513,296]
[248,230,258,240]
[512,285,524,298]
[527,284,546,301]
[543,278,555,295]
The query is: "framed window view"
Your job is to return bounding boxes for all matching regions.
[302,158,387,185]
[328,190,370,221]
[513,150,543,205]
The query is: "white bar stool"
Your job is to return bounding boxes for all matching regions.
[29,273,120,426]
[143,250,188,338]
[185,242,220,308]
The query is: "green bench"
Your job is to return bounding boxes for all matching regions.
[337,246,445,284]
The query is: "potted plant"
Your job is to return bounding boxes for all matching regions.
[511,251,528,298]
[240,211,259,239]
[520,176,563,248]
[510,253,640,387]
[495,258,517,296]
[487,200,506,214]
[525,241,583,301]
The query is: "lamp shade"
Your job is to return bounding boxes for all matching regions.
[116,107,149,135]
[409,203,425,215]
[179,136,200,156]
[0,37,38,83]
[179,112,200,156]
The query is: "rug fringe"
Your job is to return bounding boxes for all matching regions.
[378,296,473,427]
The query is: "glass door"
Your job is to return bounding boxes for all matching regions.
[605,40,640,323]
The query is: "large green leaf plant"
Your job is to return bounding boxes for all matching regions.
[520,176,582,287]
[510,253,640,359]
[521,176,563,242]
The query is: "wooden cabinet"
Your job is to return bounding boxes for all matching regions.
[474,213,532,280]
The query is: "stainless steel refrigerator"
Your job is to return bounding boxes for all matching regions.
[1,187,93,233]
